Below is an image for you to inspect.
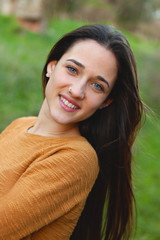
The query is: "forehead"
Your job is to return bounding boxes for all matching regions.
[64,39,108,57]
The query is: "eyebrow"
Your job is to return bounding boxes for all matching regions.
[66,58,110,88]
[97,75,110,88]
[66,59,85,68]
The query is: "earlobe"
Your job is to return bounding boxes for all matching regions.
[46,60,57,78]
[99,98,113,109]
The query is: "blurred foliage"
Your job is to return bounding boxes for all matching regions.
[62,0,160,29]
[52,0,85,15]
[0,14,160,240]
[116,0,149,27]
[78,0,160,31]
[89,0,159,29]
[128,33,160,113]
[133,116,160,240]
[115,0,156,28]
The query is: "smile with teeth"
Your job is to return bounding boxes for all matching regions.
[60,96,78,109]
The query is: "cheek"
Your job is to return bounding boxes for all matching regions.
[52,70,71,88]
[86,98,104,113]
[45,75,59,93]
[87,92,107,109]
[45,77,56,99]
[45,84,51,100]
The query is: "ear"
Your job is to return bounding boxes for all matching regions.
[99,98,113,109]
[46,60,57,78]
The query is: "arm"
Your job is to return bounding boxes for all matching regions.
[0,149,98,240]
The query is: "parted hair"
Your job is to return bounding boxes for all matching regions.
[42,24,144,240]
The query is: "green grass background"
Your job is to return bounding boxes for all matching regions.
[0,15,160,239]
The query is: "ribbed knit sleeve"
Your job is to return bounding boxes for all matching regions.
[0,145,99,240]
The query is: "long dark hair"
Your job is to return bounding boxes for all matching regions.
[42,24,144,240]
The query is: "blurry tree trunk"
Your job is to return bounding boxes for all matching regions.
[0,0,17,15]
[0,0,54,32]
[15,0,54,32]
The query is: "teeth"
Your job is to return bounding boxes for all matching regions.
[60,96,78,109]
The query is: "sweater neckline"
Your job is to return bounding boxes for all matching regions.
[24,117,85,141]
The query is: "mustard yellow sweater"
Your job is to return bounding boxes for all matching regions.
[0,117,99,240]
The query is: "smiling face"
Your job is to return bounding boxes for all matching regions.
[44,39,118,132]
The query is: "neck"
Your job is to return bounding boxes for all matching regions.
[28,99,80,138]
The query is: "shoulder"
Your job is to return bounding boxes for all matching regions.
[59,135,98,164]
[9,117,37,128]
[51,137,99,186]
[67,136,97,159]
[1,117,37,135]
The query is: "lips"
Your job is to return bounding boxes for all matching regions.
[59,94,80,112]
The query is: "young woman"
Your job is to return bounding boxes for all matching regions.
[0,24,144,240]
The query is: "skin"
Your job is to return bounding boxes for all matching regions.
[28,40,118,137]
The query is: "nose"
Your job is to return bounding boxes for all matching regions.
[69,81,86,99]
